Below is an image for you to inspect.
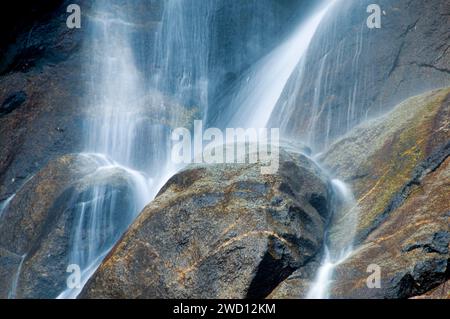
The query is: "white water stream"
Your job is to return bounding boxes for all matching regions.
[307,179,358,299]
[53,0,354,299]
[227,1,338,129]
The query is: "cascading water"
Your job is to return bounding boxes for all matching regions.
[58,0,216,298]
[58,1,163,298]
[151,0,213,122]
[55,0,353,300]
[7,254,26,299]
[215,0,359,299]
[307,179,358,299]
[57,155,152,299]
[225,1,338,129]
[0,194,15,218]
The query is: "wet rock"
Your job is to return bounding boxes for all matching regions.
[0,154,144,298]
[0,0,88,200]
[270,0,450,150]
[81,148,332,299]
[412,280,450,299]
[0,91,27,116]
[318,88,450,298]
[0,248,22,298]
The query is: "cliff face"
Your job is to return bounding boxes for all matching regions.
[270,0,450,151]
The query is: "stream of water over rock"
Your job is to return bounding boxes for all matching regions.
[54,0,356,299]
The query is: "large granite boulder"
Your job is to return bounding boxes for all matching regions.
[80,147,332,299]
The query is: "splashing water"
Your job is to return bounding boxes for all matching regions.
[57,154,153,299]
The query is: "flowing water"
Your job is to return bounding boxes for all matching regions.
[57,0,218,299]
[53,0,356,299]
[225,1,337,129]
[0,194,15,218]
[7,254,26,299]
[307,179,358,299]
[58,1,171,298]
[216,0,358,299]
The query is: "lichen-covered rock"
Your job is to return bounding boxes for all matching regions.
[80,148,332,299]
[318,87,450,298]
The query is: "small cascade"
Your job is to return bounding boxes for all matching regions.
[0,194,15,218]
[307,179,359,299]
[306,247,351,299]
[151,0,213,122]
[8,254,26,299]
[57,154,152,299]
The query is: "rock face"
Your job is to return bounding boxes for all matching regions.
[0,154,143,298]
[0,0,89,201]
[317,87,450,298]
[80,148,332,299]
[269,0,450,151]
[413,280,450,299]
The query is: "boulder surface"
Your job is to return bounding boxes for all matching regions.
[81,148,332,299]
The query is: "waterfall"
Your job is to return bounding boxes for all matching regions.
[225,1,338,129]
[57,1,170,298]
[58,0,217,298]
[220,0,360,299]
[151,0,213,122]
[55,0,351,299]
[307,179,358,299]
